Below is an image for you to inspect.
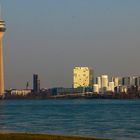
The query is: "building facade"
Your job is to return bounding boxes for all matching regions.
[135,77,140,86]
[96,77,101,89]
[33,74,40,93]
[101,75,108,92]
[11,89,31,96]
[108,82,115,92]
[112,77,119,87]
[73,67,93,88]
[122,77,135,86]
[93,84,99,93]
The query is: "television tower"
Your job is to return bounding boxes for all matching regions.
[0,8,6,96]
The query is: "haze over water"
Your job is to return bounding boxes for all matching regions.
[0,99,140,140]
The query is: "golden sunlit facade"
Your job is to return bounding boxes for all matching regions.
[73,67,93,88]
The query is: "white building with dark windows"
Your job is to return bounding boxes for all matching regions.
[101,75,108,92]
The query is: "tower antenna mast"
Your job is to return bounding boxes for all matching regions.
[0,4,1,19]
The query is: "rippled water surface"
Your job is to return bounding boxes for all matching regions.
[0,99,140,139]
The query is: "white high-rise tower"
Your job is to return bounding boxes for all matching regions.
[101,75,108,92]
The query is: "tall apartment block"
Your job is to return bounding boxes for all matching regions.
[101,75,108,92]
[73,67,93,88]
[96,77,101,89]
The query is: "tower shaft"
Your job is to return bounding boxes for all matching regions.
[0,36,4,95]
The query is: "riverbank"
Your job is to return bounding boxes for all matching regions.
[0,133,111,140]
[2,92,140,100]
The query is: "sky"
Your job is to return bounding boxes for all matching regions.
[1,0,140,89]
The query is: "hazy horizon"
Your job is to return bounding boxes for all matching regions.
[2,0,140,89]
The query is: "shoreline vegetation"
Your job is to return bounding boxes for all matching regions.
[0,133,111,140]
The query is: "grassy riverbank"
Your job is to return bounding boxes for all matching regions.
[0,133,111,140]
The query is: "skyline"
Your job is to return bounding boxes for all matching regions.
[1,0,140,89]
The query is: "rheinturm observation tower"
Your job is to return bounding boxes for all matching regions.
[0,18,6,96]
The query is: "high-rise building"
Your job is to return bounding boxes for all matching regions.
[130,77,136,86]
[101,75,108,92]
[93,84,99,93]
[73,67,93,88]
[0,17,6,96]
[96,77,101,89]
[33,74,40,93]
[118,77,123,86]
[112,77,119,87]
[135,77,140,86]
[122,77,135,86]
[108,82,115,92]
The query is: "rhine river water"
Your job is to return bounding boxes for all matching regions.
[0,99,140,140]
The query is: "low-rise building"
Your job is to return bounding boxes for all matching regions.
[11,89,31,96]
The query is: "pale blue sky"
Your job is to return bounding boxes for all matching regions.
[1,0,140,89]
